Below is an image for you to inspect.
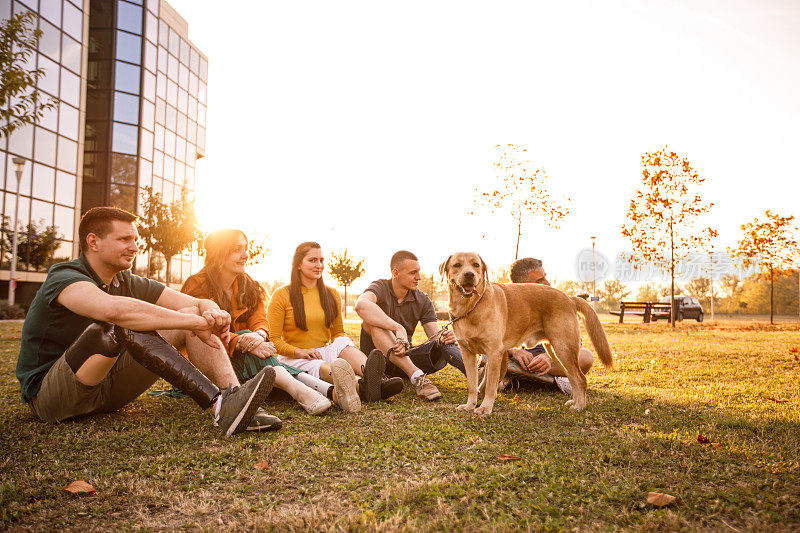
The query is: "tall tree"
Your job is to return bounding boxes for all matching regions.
[621,146,717,326]
[1,11,58,137]
[328,249,365,317]
[730,211,800,324]
[597,279,631,313]
[636,281,664,303]
[418,273,445,307]
[138,185,200,284]
[472,144,570,260]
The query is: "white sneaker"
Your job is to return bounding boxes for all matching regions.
[554,376,572,396]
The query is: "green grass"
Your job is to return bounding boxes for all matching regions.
[1,319,799,531]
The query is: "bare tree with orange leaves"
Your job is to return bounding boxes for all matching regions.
[472,144,570,260]
[731,211,799,325]
[621,146,717,327]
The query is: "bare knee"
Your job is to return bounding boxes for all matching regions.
[579,348,594,374]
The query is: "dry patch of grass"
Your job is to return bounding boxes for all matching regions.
[1,319,798,531]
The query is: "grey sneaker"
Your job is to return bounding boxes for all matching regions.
[554,376,573,396]
[413,374,442,401]
[214,367,275,436]
[247,407,282,431]
[332,358,361,413]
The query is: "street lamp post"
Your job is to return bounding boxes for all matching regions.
[590,235,597,309]
[9,157,26,306]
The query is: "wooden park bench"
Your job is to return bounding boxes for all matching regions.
[610,301,672,323]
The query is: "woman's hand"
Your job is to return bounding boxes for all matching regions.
[294,347,323,359]
[249,341,277,359]
[237,332,265,354]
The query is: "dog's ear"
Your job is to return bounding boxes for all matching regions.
[478,254,488,275]
[439,255,452,278]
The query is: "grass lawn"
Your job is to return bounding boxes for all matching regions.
[1,318,799,531]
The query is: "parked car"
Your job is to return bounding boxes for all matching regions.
[652,295,704,322]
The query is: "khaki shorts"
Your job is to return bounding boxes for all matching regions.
[30,350,159,423]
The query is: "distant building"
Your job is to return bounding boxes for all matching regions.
[1,0,207,303]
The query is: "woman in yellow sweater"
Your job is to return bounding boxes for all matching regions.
[182,230,361,414]
[268,242,401,402]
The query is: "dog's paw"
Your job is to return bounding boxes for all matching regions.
[474,405,494,416]
[456,403,476,411]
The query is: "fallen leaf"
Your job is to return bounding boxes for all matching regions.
[764,397,788,404]
[498,454,522,461]
[790,347,798,354]
[697,435,711,444]
[63,480,94,495]
[254,460,269,471]
[710,442,722,448]
[646,492,676,507]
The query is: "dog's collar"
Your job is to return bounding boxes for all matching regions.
[449,284,487,324]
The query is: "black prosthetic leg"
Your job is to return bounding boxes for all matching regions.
[115,327,220,409]
[64,321,125,373]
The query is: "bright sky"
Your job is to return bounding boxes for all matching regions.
[169,0,800,293]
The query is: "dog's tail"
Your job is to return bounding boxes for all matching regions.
[572,296,613,368]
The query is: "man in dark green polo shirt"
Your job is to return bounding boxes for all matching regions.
[355,250,466,401]
[15,207,279,436]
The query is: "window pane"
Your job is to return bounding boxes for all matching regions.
[168,53,178,80]
[86,90,110,123]
[38,101,58,131]
[82,151,107,181]
[144,40,157,73]
[116,31,141,63]
[140,128,153,159]
[179,63,188,87]
[60,67,80,106]
[186,119,196,144]
[146,0,158,15]
[55,170,76,206]
[141,99,154,131]
[175,138,185,163]
[188,96,197,121]
[61,34,81,74]
[139,158,152,188]
[114,61,140,94]
[165,104,176,130]
[156,70,166,99]
[190,48,199,73]
[163,155,174,181]
[154,124,164,152]
[63,2,82,41]
[112,122,138,154]
[32,163,55,201]
[114,91,140,124]
[145,11,157,42]
[59,102,80,140]
[37,54,60,95]
[176,112,186,138]
[89,0,113,28]
[199,57,207,81]
[117,1,143,34]
[143,70,155,101]
[110,183,136,211]
[54,206,75,239]
[168,27,178,56]
[167,79,177,106]
[34,127,57,167]
[111,153,138,185]
[152,149,163,177]
[198,104,206,127]
[81,182,106,212]
[164,129,175,155]
[39,0,61,25]
[8,124,33,159]
[179,38,189,65]
[177,88,187,115]
[198,81,206,104]
[31,199,54,227]
[158,19,168,47]
[88,29,112,60]
[38,19,61,62]
[155,98,165,124]
[57,136,78,173]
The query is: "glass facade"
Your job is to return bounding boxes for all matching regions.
[1,0,207,298]
[1,0,84,276]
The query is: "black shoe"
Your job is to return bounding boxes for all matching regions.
[360,349,386,403]
[246,407,282,432]
[380,376,403,400]
[214,367,276,436]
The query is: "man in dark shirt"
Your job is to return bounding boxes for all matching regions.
[15,207,278,435]
[499,257,595,394]
[355,251,465,401]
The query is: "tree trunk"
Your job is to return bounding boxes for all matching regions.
[343,285,348,318]
[670,218,676,328]
[515,216,521,261]
[770,264,774,325]
[165,255,172,285]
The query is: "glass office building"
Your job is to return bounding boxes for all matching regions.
[1,0,207,302]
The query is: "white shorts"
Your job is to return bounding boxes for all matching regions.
[276,336,357,378]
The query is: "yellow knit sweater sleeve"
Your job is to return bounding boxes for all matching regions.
[329,288,345,339]
[266,286,300,357]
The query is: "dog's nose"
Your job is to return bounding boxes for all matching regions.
[464,271,475,282]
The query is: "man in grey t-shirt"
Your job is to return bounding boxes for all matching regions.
[356,251,465,401]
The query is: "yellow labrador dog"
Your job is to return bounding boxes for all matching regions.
[440,252,613,415]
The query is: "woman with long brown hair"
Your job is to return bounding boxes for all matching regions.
[181,230,361,415]
[267,242,402,403]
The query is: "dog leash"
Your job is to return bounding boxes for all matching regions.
[389,284,487,354]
